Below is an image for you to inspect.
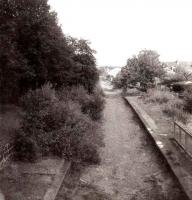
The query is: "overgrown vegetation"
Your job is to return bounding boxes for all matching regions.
[145,89,175,104]
[0,0,104,164]
[14,84,104,163]
[113,49,192,125]
[162,102,189,124]
[144,89,189,124]
[183,88,192,113]
[58,86,105,121]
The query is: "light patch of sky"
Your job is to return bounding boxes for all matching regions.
[48,0,192,66]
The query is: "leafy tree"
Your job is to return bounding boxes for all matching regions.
[66,36,99,93]
[0,0,30,103]
[0,36,29,103]
[0,0,99,103]
[114,50,165,90]
[112,68,128,89]
[14,0,74,88]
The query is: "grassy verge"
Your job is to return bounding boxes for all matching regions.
[126,88,192,136]
[143,89,190,125]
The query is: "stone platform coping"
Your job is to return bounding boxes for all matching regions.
[125,96,192,200]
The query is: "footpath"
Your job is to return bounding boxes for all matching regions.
[56,92,188,200]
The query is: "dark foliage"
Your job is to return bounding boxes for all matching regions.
[14,84,103,164]
[171,83,185,93]
[58,86,105,121]
[0,0,99,103]
[183,88,192,113]
[14,136,39,162]
[66,37,99,93]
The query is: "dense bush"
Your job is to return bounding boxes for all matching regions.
[14,84,103,164]
[171,83,185,93]
[58,86,105,121]
[183,88,192,113]
[81,87,105,121]
[112,72,126,89]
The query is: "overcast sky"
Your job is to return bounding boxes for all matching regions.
[48,0,192,66]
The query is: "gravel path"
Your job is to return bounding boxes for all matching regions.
[56,90,187,200]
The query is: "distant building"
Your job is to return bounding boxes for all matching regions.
[98,66,121,79]
[164,61,192,75]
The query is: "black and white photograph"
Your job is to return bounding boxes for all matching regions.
[0,0,192,199]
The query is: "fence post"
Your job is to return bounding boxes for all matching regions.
[179,128,182,144]
[173,121,175,138]
[173,121,192,158]
[185,133,188,151]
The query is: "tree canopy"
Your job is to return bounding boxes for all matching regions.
[66,36,99,93]
[0,0,98,103]
[113,50,165,90]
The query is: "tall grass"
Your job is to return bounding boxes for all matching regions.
[162,99,189,124]
[146,89,175,104]
[145,89,189,124]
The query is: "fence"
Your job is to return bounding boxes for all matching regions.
[173,121,192,158]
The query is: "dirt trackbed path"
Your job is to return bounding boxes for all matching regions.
[56,90,187,200]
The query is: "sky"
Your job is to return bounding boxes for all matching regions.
[48,0,192,66]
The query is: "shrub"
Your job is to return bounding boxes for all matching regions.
[183,88,192,113]
[58,86,105,121]
[14,84,103,164]
[48,102,102,163]
[171,83,185,93]
[14,136,39,162]
[84,87,105,121]
[145,89,175,104]
[19,83,57,112]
